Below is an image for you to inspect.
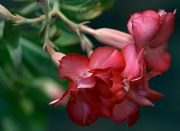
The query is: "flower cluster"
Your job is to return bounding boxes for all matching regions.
[49,10,175,126]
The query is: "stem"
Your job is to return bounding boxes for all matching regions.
[56,10,96,35]
[0,3,96,35]
[56,11,77,33]
[42,0,51,49]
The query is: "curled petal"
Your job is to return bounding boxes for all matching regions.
[49,82,75,106]
[59,54,90,81]
[89,46,125,71]
[121,44,141,80]
[128,90,154,106]
[142,78,164,101]
[145,88,164,101]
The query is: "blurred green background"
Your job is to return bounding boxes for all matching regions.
[0,0,180,131]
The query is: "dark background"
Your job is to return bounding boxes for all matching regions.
[0,0,180,131]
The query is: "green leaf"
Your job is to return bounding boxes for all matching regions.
[3,22,20,48]
[2,22,22,69]
[2,118,20,131]
[6,44,22,70]
[19,3,39,15]
[0,21,5,38]
[0,67,13,88]
[60,0,114,21]
[55,30,80,46]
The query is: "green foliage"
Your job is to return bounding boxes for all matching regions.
[60,0,114,21]
[15,0,114,47]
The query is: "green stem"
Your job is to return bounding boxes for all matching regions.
[41,0,51,48]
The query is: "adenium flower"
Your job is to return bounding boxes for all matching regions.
[89,10,175,73]
[49,44,163,126]
[50,46,127,125]
[127,10,175,72]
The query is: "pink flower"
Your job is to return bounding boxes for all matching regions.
[49,44,164,126]
[48,9,175,126]
[89,10,175,73]
[127,10,175,72]
[49,46,126,125]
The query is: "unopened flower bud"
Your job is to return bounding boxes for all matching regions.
[94,28,134,49]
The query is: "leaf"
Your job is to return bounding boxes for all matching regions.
[0,21,5,38]
[60,0,115,21]
[6,44,22,71]
[20,38,59,79]
[19,2,39,15]
[54,30,80,46]
[19,38,48,57]
[0,67,13,88]
[3,21,20,48]
[2,21,22,70]
[2,118,20,131]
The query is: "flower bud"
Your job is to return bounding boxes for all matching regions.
[94,28,134,49]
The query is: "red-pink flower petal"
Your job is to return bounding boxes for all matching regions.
[121,44,141,80]
[67,89,100,126]
[149,10,175,48]
[59,54,90,81]
[49,82,75,106]
[89,46,125,71]
[111,70,127,103]
[94,77,113,98]
[128,90,154,106]
[111,70,124,93]
[112,100,138,123]
[128,10,160,50]
[127,111,139,127]
[91,68,112,85]
[77,77,96,89]
[99,96,113,118]
[145,88,164,101]
[145,45,171,72]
